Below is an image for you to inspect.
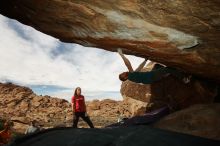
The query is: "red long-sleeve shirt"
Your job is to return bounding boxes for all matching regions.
[71,95,86,112]
[0,129,11,144]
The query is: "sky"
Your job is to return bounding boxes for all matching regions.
[0,14,145,101]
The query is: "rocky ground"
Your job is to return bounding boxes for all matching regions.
[0,82,146,133]
[1,1,220,145]
[1,81,220,140]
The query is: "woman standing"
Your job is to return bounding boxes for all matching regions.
[71,87,94,128]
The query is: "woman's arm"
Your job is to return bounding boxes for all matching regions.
[118,49,134,72]
[83,96,87,112]
[71,96,75,112]
[71,103,75,112]
[82,96,88,117]
[84,102,87,112]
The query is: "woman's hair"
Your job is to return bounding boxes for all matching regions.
[74,87,81,96]
[4,120,13,129]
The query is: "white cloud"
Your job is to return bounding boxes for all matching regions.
[0,14,146,100]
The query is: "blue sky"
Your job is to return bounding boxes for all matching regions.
[0,14,145,101]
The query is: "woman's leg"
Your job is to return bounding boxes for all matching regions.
[72,113,79,128]
[81,113,94,128]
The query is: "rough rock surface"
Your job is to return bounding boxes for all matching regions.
[0,0,220,81]
[0,83,72,133]
[0,83,143,132]
[86,97,147,127]
[9,126,220,146]
[121,62,218,111]
[154,104,220,140]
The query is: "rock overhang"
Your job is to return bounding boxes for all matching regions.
[0,0,220,82]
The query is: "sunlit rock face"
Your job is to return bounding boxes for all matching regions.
[0,83,145,132]
[0,83,72,133]
[154,104,220,140]
[85,97,146,127]
[0,0,220,81]
[121,62,218,111]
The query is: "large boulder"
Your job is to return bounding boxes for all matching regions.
[9,126,220,146]
[86,99,123,127]
[0,83,144,131]
[154,104,220,140]
[86,98,146,127]
[121,62,218,111]
[122,97,147,116]
[0,0,220,81]
[0,83,72,133]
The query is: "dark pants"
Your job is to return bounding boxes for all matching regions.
[73,112,94,128]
